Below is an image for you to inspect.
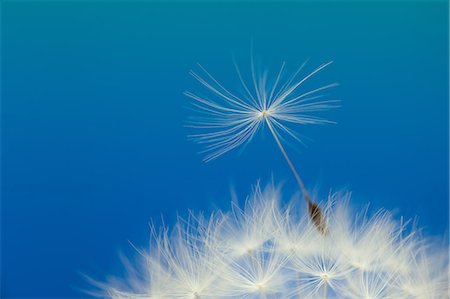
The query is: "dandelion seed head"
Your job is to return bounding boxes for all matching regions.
[93,184,449,299]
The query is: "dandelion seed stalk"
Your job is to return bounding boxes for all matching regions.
[264,114,328,234]
[264,115,308,199]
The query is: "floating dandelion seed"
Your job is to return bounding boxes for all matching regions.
[93,184,449,299]
[186,57,338,233]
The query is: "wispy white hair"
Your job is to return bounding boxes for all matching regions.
[186,59,339,162]
[91,184,449,299]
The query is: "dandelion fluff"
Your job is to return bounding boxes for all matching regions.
[93,184,449,299]
[186,60,338,163]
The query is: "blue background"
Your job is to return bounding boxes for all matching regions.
[2,1,448,298]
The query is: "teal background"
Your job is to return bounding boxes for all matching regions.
[2,1,448,298]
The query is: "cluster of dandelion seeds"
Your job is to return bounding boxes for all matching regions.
[96,185,449,299]
[92,58,449,298]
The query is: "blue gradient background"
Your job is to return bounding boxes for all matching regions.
[1,1,448,298]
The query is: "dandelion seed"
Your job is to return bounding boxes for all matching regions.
[186,57,338,233]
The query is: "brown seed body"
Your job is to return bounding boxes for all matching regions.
[307,201,328,235]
